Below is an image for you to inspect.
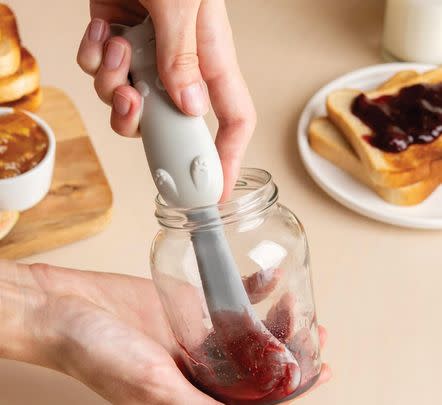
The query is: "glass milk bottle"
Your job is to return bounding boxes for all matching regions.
[150,168,322,404]
[383,0,442,64]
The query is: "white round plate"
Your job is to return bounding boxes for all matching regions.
[298,63,442,230]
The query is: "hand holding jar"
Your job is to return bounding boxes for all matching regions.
[0,259,330,405]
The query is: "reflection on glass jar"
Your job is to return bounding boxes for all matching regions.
[151,168,321,404]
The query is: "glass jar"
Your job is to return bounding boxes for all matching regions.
[382,0,442,64]
[151,168,321,404]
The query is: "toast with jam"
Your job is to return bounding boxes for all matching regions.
[308,70,442,206]
[326,67,442,188]
[309,117,442,205]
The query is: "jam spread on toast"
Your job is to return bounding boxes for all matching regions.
[0,111,48,179]
[351,83,442,153]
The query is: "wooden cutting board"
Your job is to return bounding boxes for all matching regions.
[0,87,113,259]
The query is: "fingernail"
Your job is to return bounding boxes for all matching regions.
[104,40,125,70]
[88,19,104,42]
[113,91,131,116]
[181,82,209,116]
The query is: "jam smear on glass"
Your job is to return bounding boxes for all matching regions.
[351,83,442,153]
[179,291,320,404]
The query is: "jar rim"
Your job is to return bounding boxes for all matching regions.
[155,168,278,230]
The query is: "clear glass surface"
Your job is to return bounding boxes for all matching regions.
[151,168,321,404]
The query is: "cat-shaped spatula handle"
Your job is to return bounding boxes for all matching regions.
[117,18,223,208]
[113,18,254,312]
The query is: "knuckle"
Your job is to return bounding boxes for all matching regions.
[130,364,176,405]
[29,262,51,275]
[168,52,199,74]
[76,51,93,75]
[110,115,135,138]
[232,108,257,135]
[110,116,124,135]
[76,50,84,68]
[76,40,102,76]
[246,105,257,130]
[93,77,111,104]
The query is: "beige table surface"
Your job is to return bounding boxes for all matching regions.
[1,0,441,404]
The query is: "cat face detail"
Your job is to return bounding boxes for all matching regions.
[123,21,157,72]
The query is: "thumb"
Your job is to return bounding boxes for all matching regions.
[143,0,209,116]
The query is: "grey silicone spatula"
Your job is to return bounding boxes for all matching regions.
[114,17,301,391]
[118,19,253,313]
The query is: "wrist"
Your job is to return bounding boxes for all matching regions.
[0,261,60,369]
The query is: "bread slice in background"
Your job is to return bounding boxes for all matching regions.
[0,5,42,110]
[308,70,442,205]
[376,70,418,91]
[309,117,442,205]
[3,87,42,111]
[327,68,442,188]
[0,4,20,78]
[0,6,41,242]
[0,211,19,241]
[0,48,39,103]
[367,68,442,98]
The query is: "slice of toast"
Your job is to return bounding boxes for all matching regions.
[0,48,39,103]
[327,68,442,188]
[0,4,21,78]
[376,70,418,91]
[2,87,42,111]
[309,117,442,205]
[0,210,19,241]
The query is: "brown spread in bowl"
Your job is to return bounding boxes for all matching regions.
[0,111,48,179]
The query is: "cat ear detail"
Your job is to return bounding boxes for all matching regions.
[154,169,179,202]
[191,156,210,192]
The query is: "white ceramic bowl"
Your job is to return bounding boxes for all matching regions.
[0,108,56,211]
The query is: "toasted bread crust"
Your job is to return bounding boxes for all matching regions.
[376,70,419,91]
[327,68,442,187]
[309,117,371,186]
[368,67,442,98]
[2,87,43,111]
[326,91,433,187]
[0,48,39,103]
[308,117,441,206]
[0,210,19,241]
[0,4,20,77]
[309,70,442,205]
